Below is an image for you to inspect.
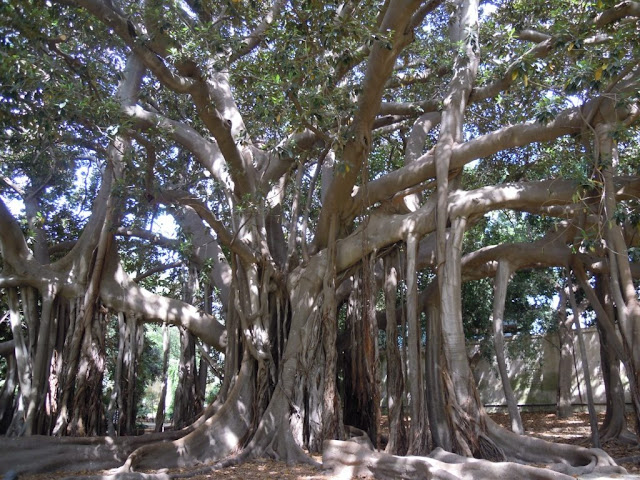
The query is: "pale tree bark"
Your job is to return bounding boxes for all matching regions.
[51,54,145,437]
[405,232,428,454]
[321,215,343,443]
[384,252,407,455]
[437,215,495,458]
[573,257,640,440]
[154,323,170,433]
[566,273,600,448]
[595,273,637,443]
[598,122,640,436]
[6,2,640,480]
[555,287,575,419]
[491,260,524,434]
[6,287,31,436]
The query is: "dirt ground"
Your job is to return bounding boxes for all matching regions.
[20,412,640,480]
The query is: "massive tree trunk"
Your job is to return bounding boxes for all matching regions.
[5,2,640,480]
[595,274,637,443]
[321,215,343,445]
[596,121,640,436]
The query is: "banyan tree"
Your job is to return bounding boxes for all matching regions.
[0,0,639,478]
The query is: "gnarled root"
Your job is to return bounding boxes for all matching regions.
[118,360,256,473]
[0,428,194,477]
[323,440,581,480]
[485,417,627,477]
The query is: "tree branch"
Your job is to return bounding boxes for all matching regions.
[595,1,640,27]
[314,0,424,250]
[157,190,258,265]
[228,0,286,63]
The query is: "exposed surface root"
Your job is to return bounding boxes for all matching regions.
[0,431,187,476]
[486,417,626,476]
[323,440,579,479]
[0,402,225,476]
[119,360,255,473]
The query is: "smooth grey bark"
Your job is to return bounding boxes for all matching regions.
[6,287,30,436]
[555,287,574,419]
[120,354,256,472]
[573,257,640,436]
[321,215,342,444]
[598,122,640,436]
[595,273,637,443]
[491,261,524,435]
[403,112,441,211]
[437,215,488,458]
[566,276,600,448]
[384,253,407,455]
[6,3,640,480]
[405,232,428,454]
[154,323,170,433]
[323,440,592,480]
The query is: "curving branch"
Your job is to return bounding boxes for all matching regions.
[314,0,424,250]
[63,0,195,93]
[334,175,640,273]
[0,197,35,273]
[228,0,287,63]
[350,87,640,217]
[156,190,257,265]
[116,227,180,250]
[470,35,556,103]
[126,105,234,192]
[595,0,640,27]
[100,247,227,351]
